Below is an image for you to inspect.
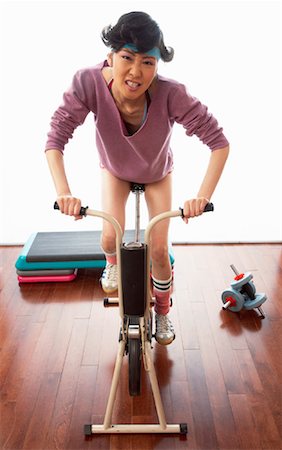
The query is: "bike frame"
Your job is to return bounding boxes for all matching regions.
[83,207,187,435]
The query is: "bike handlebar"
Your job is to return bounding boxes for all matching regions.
[54,201,89,216]
[179,202,214,216]
[53,201,214,217]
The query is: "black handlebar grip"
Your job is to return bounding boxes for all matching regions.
[203,202,214,212]
[179,202,214,218]
[53,201,88,217]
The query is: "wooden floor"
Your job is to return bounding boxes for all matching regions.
[0,244,281,450]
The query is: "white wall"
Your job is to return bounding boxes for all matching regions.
[0,0,281,244]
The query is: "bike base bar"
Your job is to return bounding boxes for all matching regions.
[84,423,188,435]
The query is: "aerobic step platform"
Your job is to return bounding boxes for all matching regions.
[15,230,175,271]
[17,269,78,283]
[15,231,107,271]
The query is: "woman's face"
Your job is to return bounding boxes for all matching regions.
[108,47,158,101]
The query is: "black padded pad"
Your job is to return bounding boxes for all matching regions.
[26,230,144,262]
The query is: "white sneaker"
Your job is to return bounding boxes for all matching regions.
[155,313,175,345]
[101,263,118,293]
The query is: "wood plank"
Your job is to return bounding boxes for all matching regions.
[174,290,200,350]
[1,319,43,401]
[44,318,89,450]
[0,315,34,391]
[22,372,61,450]
[0,399,16,448]
[188,302,241,449]
[170,381,196,450]
[247,392,282,450]
[242,322,282,436]
[229,393,262,450]
[184,349,219,450]
[66,365,98,450]
[82,298,107,366]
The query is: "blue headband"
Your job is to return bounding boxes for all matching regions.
[123,43,161,60]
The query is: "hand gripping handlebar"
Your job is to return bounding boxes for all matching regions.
[54,201,214,217]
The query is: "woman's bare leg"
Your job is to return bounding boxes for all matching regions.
[145,173,172,280]
[100,169,131,254]
[100,169,131,293]
[145,173,175,344]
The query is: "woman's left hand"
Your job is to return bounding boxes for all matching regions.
[182,197,209,224]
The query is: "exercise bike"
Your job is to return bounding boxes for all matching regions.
[54,185,213,435]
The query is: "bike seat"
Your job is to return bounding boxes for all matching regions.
[130,183,145,193]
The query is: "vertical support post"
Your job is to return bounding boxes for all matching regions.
[135,190,141,243]
[103,340,126,429]
[144,341,167,429]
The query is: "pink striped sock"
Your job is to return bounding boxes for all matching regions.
[105,253,117,265]
[152,275,172,315]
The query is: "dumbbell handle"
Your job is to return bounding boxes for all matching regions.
[230,264,240,276]
[222,300,232,309]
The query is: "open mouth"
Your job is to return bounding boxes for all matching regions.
[126,80,141,89]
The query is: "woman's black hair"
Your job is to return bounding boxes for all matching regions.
[101,11,174,62]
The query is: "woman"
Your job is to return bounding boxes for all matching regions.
[45,11,229,345]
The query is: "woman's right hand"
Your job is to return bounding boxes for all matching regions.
[56,195,83,220]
